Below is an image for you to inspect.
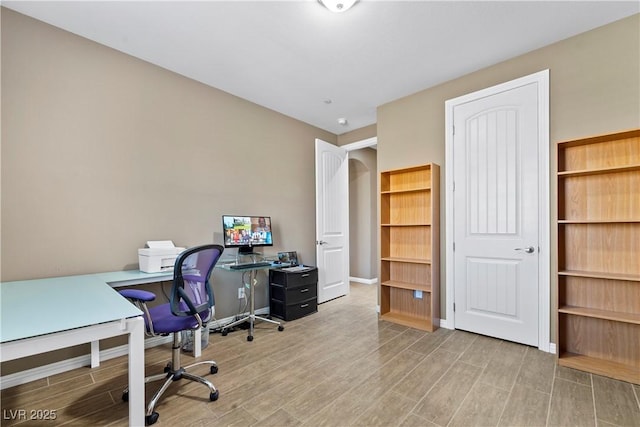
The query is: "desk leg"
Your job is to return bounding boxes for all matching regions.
[128,316,145,427]
[249,270,256,340]
[194,328,201,357]
[220,267,282,341]
[90,340,100,368]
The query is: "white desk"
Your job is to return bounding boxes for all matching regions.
[0,276,145,427]
[93,270,184,365]
[98,270,174,288]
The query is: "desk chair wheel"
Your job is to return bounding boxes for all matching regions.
[221,329,228,336]
[247,335,254,342]
[278,325,284,331]
[210,390,219,401]
[210,365,218,375]
[146,412,159,425]
[122,391,128,402]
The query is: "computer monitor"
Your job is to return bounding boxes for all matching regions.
[222,215,273,254]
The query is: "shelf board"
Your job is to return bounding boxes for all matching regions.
[558,352,639,385]
[381,257,432,264]
[381,280,431,292]
[381,223,431,227]
[556,129,640,147]
[558,305,640,325]
[381,187,431,194]
[558,270,640,282]
[558,219,640,224]
[379,311,433,332]
[557,163,640,177]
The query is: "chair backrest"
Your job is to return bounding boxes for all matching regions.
[170,244,224,317]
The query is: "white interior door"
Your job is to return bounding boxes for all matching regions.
[450,80,542,346]
[315,139,350,303]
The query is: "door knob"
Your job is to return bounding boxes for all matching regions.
[316,240,327,245]
[515,246,535,254]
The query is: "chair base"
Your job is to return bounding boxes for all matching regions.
[222,313,284,341]
[122,333,218,425]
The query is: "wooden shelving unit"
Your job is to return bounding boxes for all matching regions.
[556,129,640,384]
[379,163,439,332]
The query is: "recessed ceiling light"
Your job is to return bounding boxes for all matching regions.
[337,118,348,126]
[318,0,358,13]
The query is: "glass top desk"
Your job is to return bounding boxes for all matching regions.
[0,275,145,426]
[217,255,284,341]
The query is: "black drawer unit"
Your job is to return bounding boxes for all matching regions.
[269,267,318,321]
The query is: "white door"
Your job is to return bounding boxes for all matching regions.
[315,139,350,303]
[451,81,541,346]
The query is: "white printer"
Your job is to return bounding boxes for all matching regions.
[138,240,185,273]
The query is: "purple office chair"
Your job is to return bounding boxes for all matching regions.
[119,244,224,426]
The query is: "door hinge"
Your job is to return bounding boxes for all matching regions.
[453,303,456,312]
[453,181,455,192]
[453,242,455,251]
[452,125,455,136]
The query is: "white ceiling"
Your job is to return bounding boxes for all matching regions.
[4,1,639,135]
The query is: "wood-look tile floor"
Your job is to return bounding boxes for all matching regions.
[2,283,639,426]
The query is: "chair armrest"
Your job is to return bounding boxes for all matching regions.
[119,289,156,302]
[119,289,157,336]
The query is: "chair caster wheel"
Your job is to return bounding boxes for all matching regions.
[210,390,219,401]
[221,329,228,337]
[278,325,284,331]
[210,365,218,374]
[122,391,128,402]
[146,412,159,425]
[247,335,253,342]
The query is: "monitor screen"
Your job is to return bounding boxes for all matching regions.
[222,215,273,253]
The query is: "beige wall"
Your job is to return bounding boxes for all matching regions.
[377,14,640,340]
[1,8,336,373]
[1,7,335,282]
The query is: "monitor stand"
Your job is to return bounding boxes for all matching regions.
[238,245,254,255]
[235,246,261,264]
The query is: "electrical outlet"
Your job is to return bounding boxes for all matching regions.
[238,287,245,299]
[414,290,423,299]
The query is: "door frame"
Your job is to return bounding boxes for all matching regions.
[444,70,550,352]
[342,136,378,152]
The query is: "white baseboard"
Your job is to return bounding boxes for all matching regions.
[439,318,453,329]
[0,307,271,390]
[349,276,378,285]
[548,342,557,354]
